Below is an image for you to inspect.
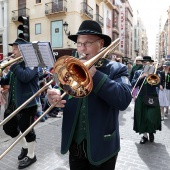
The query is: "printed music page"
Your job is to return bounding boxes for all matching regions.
[18,43,39,67]
[37,42,55,68]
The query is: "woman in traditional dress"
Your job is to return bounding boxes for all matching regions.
[131,56,161,144]
[159,61,170,120]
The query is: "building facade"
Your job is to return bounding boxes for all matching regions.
[8,0,123,58]
[0,0,8,59]
[0,0,148,64]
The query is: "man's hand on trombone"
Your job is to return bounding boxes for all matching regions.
[47,89,66,107]
[139,72,148,79]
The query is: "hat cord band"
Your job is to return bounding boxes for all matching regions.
[78,30,101,34]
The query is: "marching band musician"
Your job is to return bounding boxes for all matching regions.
[158,61,170,120]
[0,38,39,169]
[47,20,132,170]
[131,56,162,144]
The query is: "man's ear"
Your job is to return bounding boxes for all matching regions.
[100,39,104,48]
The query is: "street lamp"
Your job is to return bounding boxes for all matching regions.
[63,21,70,36]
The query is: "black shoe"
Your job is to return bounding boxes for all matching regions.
[18,156,37,169]
[18,148,28,160]
[49,113,57,117]
[140,136,148,144]
[149,133,154,142]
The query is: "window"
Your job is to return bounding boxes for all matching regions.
[35,23,41,34]
[36,0,41,3]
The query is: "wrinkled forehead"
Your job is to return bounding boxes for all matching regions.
[77,34,100,41]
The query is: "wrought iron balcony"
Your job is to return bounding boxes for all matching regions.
[11,8,30,21]
[94,14,103,26]
[80,2,93,19]
[45,0,67,15]
[103,0,114,9]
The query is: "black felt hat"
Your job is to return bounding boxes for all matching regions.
[68,20,111,47]
[8,38,28,46]
[142,56,154,62]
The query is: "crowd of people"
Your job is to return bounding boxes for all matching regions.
[0,19,169,170]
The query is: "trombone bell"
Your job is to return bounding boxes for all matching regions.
[54,38,120,98]
[54,55,93,98]
[146,74,160,85]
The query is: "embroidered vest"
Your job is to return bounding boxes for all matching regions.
[73,98,87,144]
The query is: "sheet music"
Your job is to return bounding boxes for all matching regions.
[37,42,55,68]
[18,43,39,67]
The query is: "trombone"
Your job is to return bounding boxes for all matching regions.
[0,55,23,75]
[131,65,151,96]
[0,38,120,159]
[132,63,160,99]
[0,54,15,63]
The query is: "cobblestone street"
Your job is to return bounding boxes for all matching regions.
[0,102,170,170]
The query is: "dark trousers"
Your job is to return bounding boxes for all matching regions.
[3,104,37,142]
[69,140,118,170]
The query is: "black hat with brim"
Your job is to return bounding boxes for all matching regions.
[68,20,111,47]
[8,38,28,46]
[142,56,154,62]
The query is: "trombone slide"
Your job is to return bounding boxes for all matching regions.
[0,92,66,160]
[0,79,54,127]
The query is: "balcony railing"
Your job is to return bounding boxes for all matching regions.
[80,2,93,19]
[11,8,30,21]
[104,0,114,9]
[45,0,67,15]
[94,14,103,26]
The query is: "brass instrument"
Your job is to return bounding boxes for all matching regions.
[132,63,160,99]
[54,38,120,98]
[0,38,120,160]
[0,56,23,75]
[146,63,160,85]
[0,54,14,63]
[131,65,151,96]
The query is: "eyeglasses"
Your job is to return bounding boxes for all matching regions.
[75,39,101,47]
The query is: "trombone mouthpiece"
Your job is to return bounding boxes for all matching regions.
[79,53,86,59]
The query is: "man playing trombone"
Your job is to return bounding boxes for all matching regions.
[0,38,39,169]
[131,56,161,144]
[47,20,132,170]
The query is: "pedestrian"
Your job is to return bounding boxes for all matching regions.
[130,56,143,101]
[129,56,143,82]
[158,61,170,120]
[131,56,161,144]
[0,38,39,169]
[157,58,165,71]
[126,62,132,79]
[47,20,132,170]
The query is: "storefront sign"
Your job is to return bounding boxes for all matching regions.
[120,5,125,53]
